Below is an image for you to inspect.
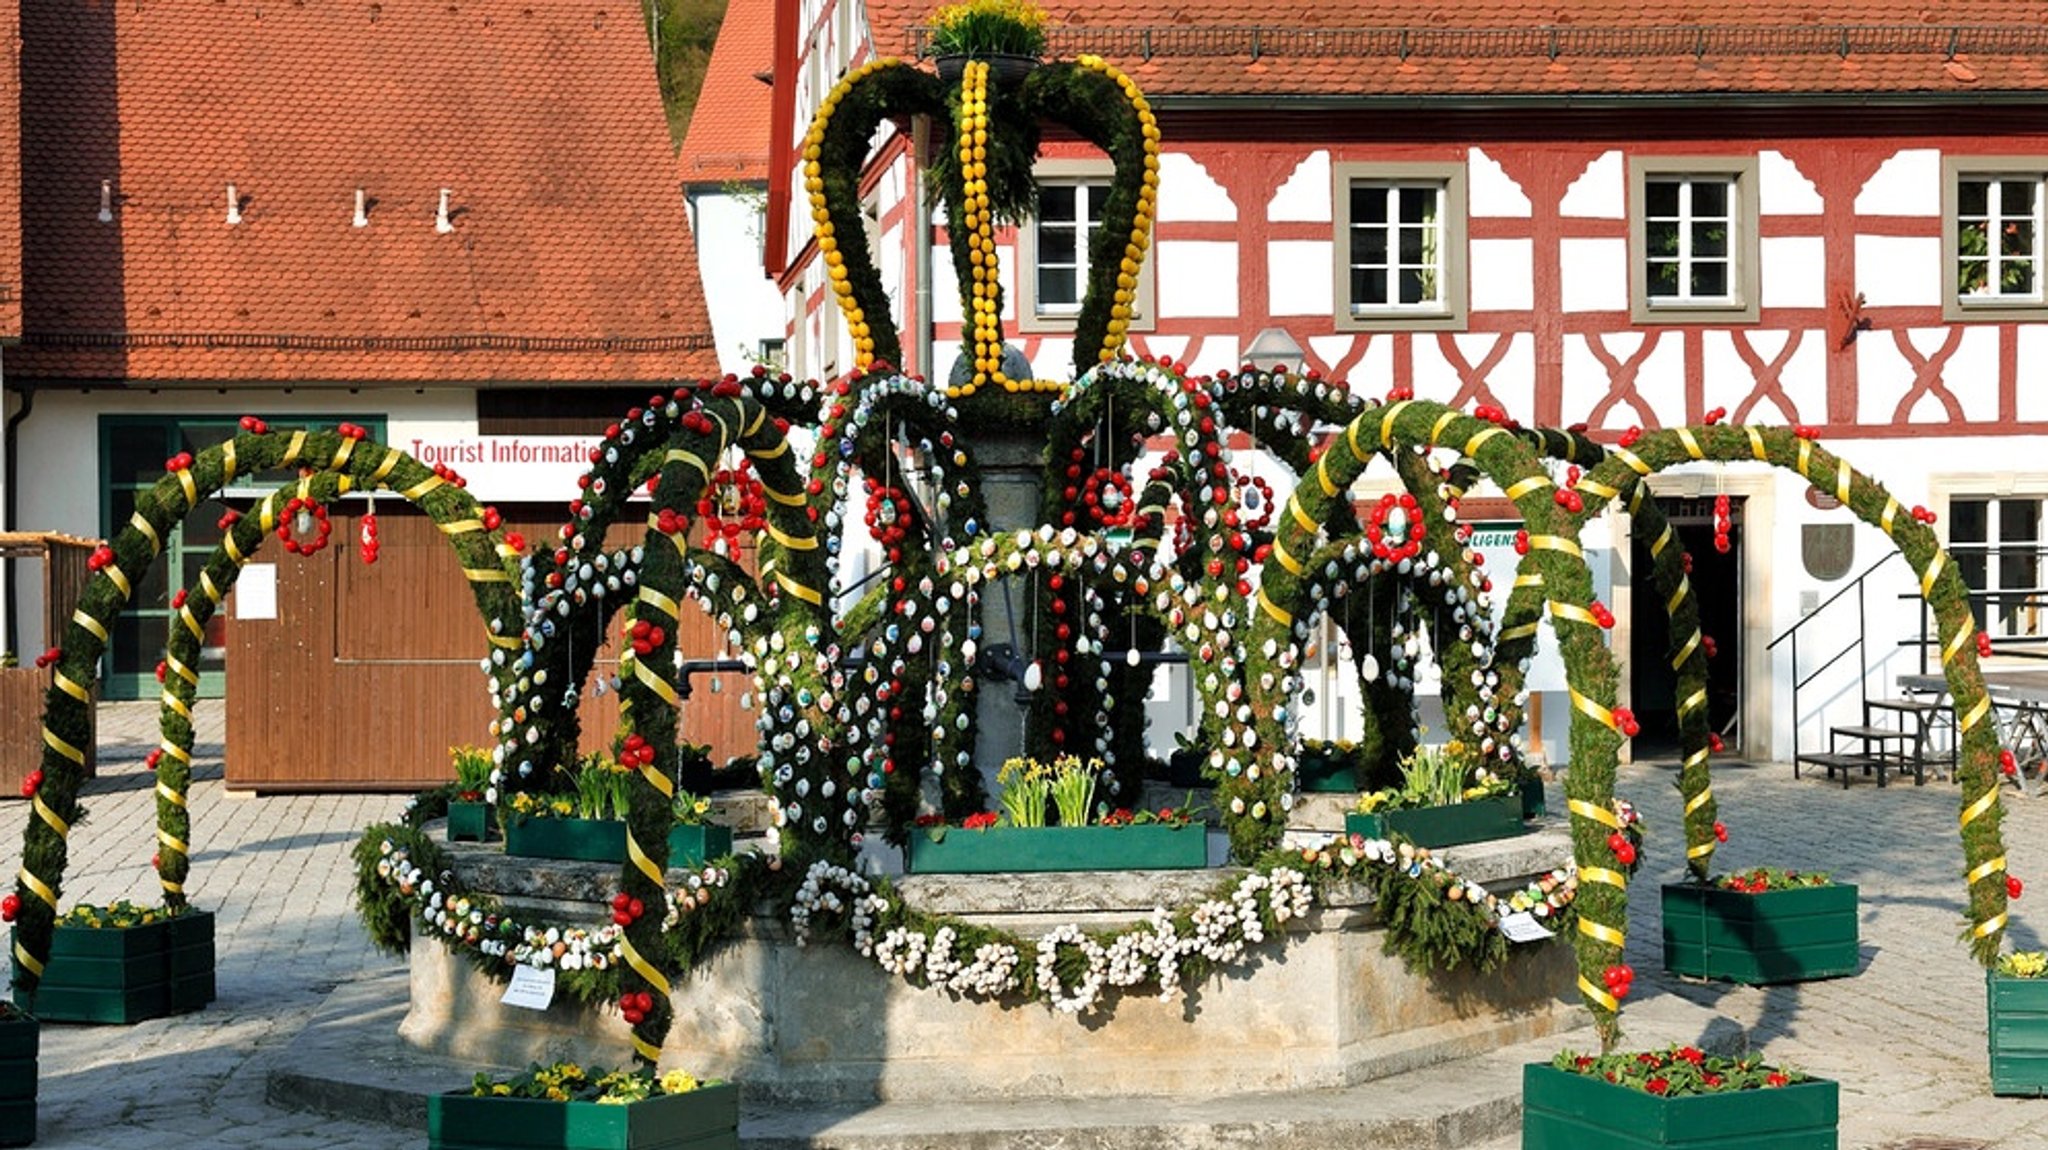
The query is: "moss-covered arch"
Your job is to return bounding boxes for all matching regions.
[14,429,519,989]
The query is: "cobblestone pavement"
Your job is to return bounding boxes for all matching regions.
[14,702,2048,1147]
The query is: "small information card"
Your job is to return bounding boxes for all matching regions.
[1497,911,1556,943]
[501,963,558,1011]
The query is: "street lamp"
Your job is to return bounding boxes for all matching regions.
[1244,326,1306,376]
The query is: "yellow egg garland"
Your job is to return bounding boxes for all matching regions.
[807,58,901,372]
[1074,54,1158,367]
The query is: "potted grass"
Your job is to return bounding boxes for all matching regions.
[1523,1044,1837,1149]
[446,745,497,844]
[667,789,733,868]
[429,1061,737,1150]
[1661,867,1859,986]
[906,755,1206,873]
[1295,738,1362,793]
[1988,949,2048,1094]
[928,0,1049,86]
[0,1001,33,1147]
[1344,741,1526,849]
[505,751,733,866]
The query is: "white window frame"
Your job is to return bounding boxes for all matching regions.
[1947,492,2048,641]
[1014,158,1155,335]
[1332,161,1466,332]
[1943,157,2048,321]
[1628,156,1760,324]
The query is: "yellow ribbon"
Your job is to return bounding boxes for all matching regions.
[1579,477,1620,501]
[1258,591,1294,627]
[159,878,185,896]
[1287,498,1318,536]
[1462,425,1505,459]
[1549,601,1598,627]
[438,519,484,536]
[72,609,109,643]
[1528,535,1582,557]
[764,485,807,507]
[1504,474,1551,502]
[370,448,402,486]
[1270,539,1305,577]
[159,741,192,764]
[1626,483,1646,514]
[174,469,198,507]
[1577,917,1627,948]
[1836,460,1852,506]
[463,567,512,584]
[12,943,42,978]
[225,530,247,565]
[42,727,85,765]
[104,564,132,601]
[33,794,69,838]
[282,429,307,466]
[1944,625,1973,667]
[53,672,90,704]
[200,570,225,605]
[1428,410,1459,446]
[156,828,190,856]
[1569,798,1623,829]
[1679,688,1708,716]
[1684,787,1714,814]
[165,653,199,685]
[639,764,675,801]
[222,440,238,483]
[488,633,522,650]
[1613,447,1652,476]
[619,934,668,997]
[1961,693,1993,733]
[633,660,682,707]
[1881,497,1900,536]
[1684,747,1711,771]
[1314,456,1339,498]
[130,512,162,555]
[179,605,204,641]
[1962,787,1999,827]
[1667,579,1692,619]
[666,449,711,483]
[1745,425,1767,460]
[1796,437,1814,480]
[402,475,446,501]
[1977,913,2011,939]
[1968,856,2009,885]
[17,868,56,910]
[1577,975,1619,1012]
[1380,400,1413,448]
[1650,523,1674,558]
[331,435,357,470]
[766,523,817,551]
[1921,551,1946,598]
[156,781,188,807]
[1677,428,1704,460]
[1671,631,1702,670]
[625,833,666,888]
[1514,573,1544,588]
[1500,622,1540,643]
[748,437,790,461]
[1346,421,1373,463]
[637,586,681,621]
[774,571,824,605]
[1580,866,1628,890]
[1688,841,1717,859]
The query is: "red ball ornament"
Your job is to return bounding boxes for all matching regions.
[2010,875,2026,900]
[1713,821,1729,843]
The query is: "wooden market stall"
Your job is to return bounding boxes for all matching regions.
[0,532,100,793]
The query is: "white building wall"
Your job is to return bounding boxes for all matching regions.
[692,189,786,373]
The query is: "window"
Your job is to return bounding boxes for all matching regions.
[1951,496,2047,639]
[1628,157,1759,324]
[1014,159,1155,334]
[1332,162,1466,331]
[1944,158,2048,320]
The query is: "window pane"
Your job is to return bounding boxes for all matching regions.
[1691,260,1728,297]
[2009,260,2037,296]
[1352,225,1387,268]
[1085,184,1108,222]
[1039,185,1074,221]
[1398,267,1432,305]
[1398,187,1437,225]
[1954,498,1990,544]
[2004,219,2035,258]
[185,497,228,548]
[1691,179,1729,218]
[109,613,155,678]
[1960,180,1990,216]
[1039,224,1075,266]
[1352,185,1388,226]
[1645,181,1679,217]
[1647,261,1680,298]
[1646,219,1679,259]
[1692,222,1727,259]
[1039,267,1077,307]
[1398,225,1426,265]
[1959,552,1990,631]
[1354,267,1388,307]
[107,426,167,484]
[2002,498,2040,542]
[2003,179,2037,217]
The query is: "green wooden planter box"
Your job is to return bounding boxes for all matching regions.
[1988,969,2048,1095]
[165,911,216,1013]
[905,824,1207,874]
[11,910,215,1025]
[428,1081,738,1150]
[1522,1064,1838,1149]
[505,819,734,867]
[447,801,496,843]
[0,1014,36,1148]
[1295,748,1359,793]
[12,918,171,1024]
[1519,775,1547,820]
[1661,882,1860,985]
[1343,795,1527,849]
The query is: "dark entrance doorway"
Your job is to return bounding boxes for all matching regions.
[1630,496,1742,758]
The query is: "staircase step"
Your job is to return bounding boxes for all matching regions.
[1866,698,1944,715]
[1795,752,1885,770]
[1832,725,1909,741]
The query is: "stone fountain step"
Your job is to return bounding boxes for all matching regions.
[265,969,1587,1149]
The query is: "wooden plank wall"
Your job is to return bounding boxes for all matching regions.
[223,506,758,791]
[0,534,102,794]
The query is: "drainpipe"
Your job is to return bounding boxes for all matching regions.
[913,114,934,379]
[2,358,29,656]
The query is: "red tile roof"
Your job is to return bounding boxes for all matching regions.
[0,0,22,341]
[680,0,776,185]
[16,0,717,384]
[865,1,2048,99]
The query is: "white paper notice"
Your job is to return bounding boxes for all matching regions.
[1498,911,1556,943]
[502,964,557,1011]
[236,564,278,620]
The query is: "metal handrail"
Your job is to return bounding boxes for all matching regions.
[1765,550,1901,652]
[1763,550,1900,770]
